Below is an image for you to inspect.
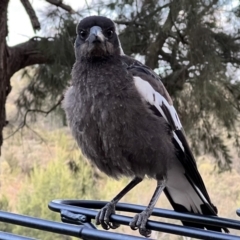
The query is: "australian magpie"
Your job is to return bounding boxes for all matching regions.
[63,15,229,237]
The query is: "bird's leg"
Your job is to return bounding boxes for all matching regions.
[96,176,143,230]
[130,177,166,237]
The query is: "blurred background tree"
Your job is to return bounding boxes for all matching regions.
[0,1,240,239]
[1,0,240,170]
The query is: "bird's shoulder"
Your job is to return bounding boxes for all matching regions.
[120,55,182,131]
[120,55,173,105]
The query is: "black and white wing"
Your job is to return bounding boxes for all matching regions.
[122,55,228,233]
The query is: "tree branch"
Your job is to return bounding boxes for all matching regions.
[199,0,218,17]
[45,0,76,14]
[233,36,240,41]
[0,0,10,154]
[114,4,170,26]
[147,3,170,18]
[4,95,64,140]
[145,5,174,68]
[20,0,40,31]
[114,20,145,26]
[222,56,240,65]
[162,65,189,93]
[7,37,53,78]
[170,12,189,45]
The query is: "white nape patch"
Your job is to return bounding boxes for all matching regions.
[133,76,182,130]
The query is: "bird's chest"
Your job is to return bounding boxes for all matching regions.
[69,60,172,179]
[78,66,131,125]
[75,64,134,144]
[72,65,138,177]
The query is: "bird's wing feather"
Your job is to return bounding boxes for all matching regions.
[131,74,214,204]
[122,56,219,213]
[122,57,230,232]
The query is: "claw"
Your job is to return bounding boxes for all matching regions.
[129,210,152,237]
[95,202,120,230]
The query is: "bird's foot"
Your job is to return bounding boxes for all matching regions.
[96,202,120,230]
[129,209,152,237]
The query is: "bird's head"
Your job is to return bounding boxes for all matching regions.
[75,16,123,60]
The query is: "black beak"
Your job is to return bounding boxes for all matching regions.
[86,26,105,44]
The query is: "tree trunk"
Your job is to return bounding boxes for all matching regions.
[0,1,51,154]
[0,0,9,155]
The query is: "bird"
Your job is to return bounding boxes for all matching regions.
[63,15,229,237]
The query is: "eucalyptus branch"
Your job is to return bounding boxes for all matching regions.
[4,95,64,140]
[148,3,170,18]
[8,37,54,77]
[20,0,40,31]
[45,0,76,14]
[114,20,145,26]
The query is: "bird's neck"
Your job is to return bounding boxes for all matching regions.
[79,55,117,64]
[72,55,123,85]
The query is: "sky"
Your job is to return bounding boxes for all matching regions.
[7,0,84,46]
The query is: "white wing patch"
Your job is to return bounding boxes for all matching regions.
[173,132,184,151]
[194,184,209,205]
[133,76,184,151]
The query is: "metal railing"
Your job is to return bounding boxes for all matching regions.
[0,199,239,239]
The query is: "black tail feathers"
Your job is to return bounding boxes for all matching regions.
[164,188,229,233]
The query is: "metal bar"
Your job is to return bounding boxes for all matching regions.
[0,210,82,237]
[60,209,97,229]
[80,228,147,240]
[0,232,36,240]
[237,209,240,217]
[49,200,240,240]
[119,202,240,231]
[0,210,146,240]
[49,200,240,230]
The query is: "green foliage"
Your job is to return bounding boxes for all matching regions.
[16,13,77,123]
[14,0,240,170]
[106,0,240,170]
[9,131,96,239]
[11,160,95,240]
[1,117,240,239]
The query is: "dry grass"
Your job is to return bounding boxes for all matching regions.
[1,72,240,239]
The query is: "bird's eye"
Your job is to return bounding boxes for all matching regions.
[106,29,114,38]
[79,30,87,39]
